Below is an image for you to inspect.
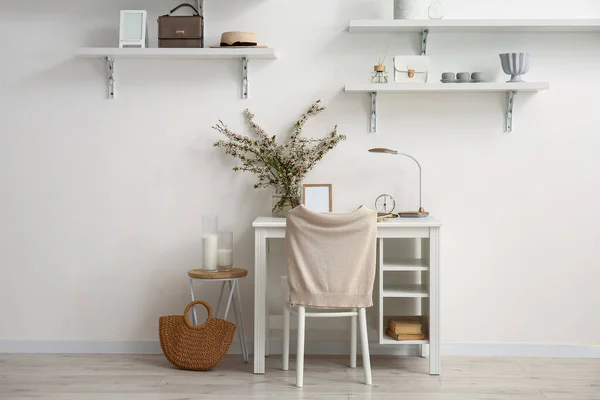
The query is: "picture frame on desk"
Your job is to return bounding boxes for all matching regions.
[302,184,332,213]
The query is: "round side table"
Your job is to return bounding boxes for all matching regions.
[188,268,249,363]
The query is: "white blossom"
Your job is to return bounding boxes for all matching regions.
[213,100,346,213]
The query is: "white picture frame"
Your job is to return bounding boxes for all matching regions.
[119,10,148,48]
[302,184,333,213]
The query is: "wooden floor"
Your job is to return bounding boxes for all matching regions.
[1,354,599,399]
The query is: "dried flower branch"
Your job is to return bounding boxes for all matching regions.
[213,100,346,213]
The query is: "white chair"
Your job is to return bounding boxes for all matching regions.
[282,205,377,387]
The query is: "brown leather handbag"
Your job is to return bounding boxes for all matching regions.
[158,3,204,48]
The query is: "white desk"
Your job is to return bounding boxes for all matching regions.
[253,216,442,375]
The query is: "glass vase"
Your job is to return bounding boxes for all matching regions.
[202,215,219,272]
[217,232,233,272]
[272,184,301,217]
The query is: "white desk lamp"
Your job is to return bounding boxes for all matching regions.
[369,148,430,218]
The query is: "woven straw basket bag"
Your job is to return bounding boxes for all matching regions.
[159,300,236,371]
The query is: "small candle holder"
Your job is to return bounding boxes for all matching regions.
[371,64,388,84]
[217,232,233,272]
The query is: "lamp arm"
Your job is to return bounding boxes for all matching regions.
[397,153,423,211]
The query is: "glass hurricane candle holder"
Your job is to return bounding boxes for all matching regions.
[202,215,219,272]
[218,232,234,272]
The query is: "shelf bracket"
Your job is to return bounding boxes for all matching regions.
[370,91,377,133]
[241,57,249,99]
[106,57,115,99]
[505,90,516,133]
[421,29,429,56]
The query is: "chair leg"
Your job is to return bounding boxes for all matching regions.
[296,306,306,388]
[232,279,249,363]
[350,309,357,368]
[189,278,198,325]
[358,308,372,385]
[282,304,290,371]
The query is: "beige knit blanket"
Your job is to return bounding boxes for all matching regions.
[285,205,377,308]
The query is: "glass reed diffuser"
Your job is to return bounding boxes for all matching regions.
[371,42,390,84]
[372,64,388,83]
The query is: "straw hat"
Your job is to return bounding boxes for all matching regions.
[210,31,267,48]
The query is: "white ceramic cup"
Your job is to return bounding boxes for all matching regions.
[471,72,485,81]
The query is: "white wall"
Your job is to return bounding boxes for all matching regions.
[1,0,600,352]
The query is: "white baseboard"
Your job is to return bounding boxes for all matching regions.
[442,342,600,358]
[1,339,599,358]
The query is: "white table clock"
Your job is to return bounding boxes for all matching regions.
[119,10,148,48]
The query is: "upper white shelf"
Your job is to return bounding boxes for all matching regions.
[75,47,278,60]
[348,19,600,33]
[76,47,278,99]
[345,82,550,93]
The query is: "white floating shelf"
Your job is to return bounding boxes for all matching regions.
[345,82,549,93]
[345,82,549,133]
[349,19,600,33]
[383,259,429,272]
[75,47,278,60]
[75,47,278,99]
[383,284,429,298]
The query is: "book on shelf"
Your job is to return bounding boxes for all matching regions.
[387,316,422,335]
[386,329,425,341]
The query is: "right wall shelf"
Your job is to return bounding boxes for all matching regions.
[344,82,549,133]
[346,19,600,133]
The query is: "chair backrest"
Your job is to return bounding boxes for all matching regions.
[285,205,377,308]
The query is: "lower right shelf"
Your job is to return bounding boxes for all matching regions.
[344,82,550,133]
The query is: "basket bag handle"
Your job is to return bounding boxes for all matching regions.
[168,3,200,16]
[183,300,213,329]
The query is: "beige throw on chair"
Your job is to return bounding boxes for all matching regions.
[284,205,377,387]
[286,205,377,308]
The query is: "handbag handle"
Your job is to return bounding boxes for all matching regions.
[168,3,200,16]
[184,300,213,329]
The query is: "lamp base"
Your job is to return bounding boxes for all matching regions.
[398,208,429,218]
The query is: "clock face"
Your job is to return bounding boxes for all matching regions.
[375,194,396,214]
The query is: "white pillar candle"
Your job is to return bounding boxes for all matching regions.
[202,234,218,271]
[217,249,233,267]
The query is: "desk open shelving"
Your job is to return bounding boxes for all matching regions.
[377,235,437,352]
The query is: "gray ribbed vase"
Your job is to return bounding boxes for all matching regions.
[500,53,531,83]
